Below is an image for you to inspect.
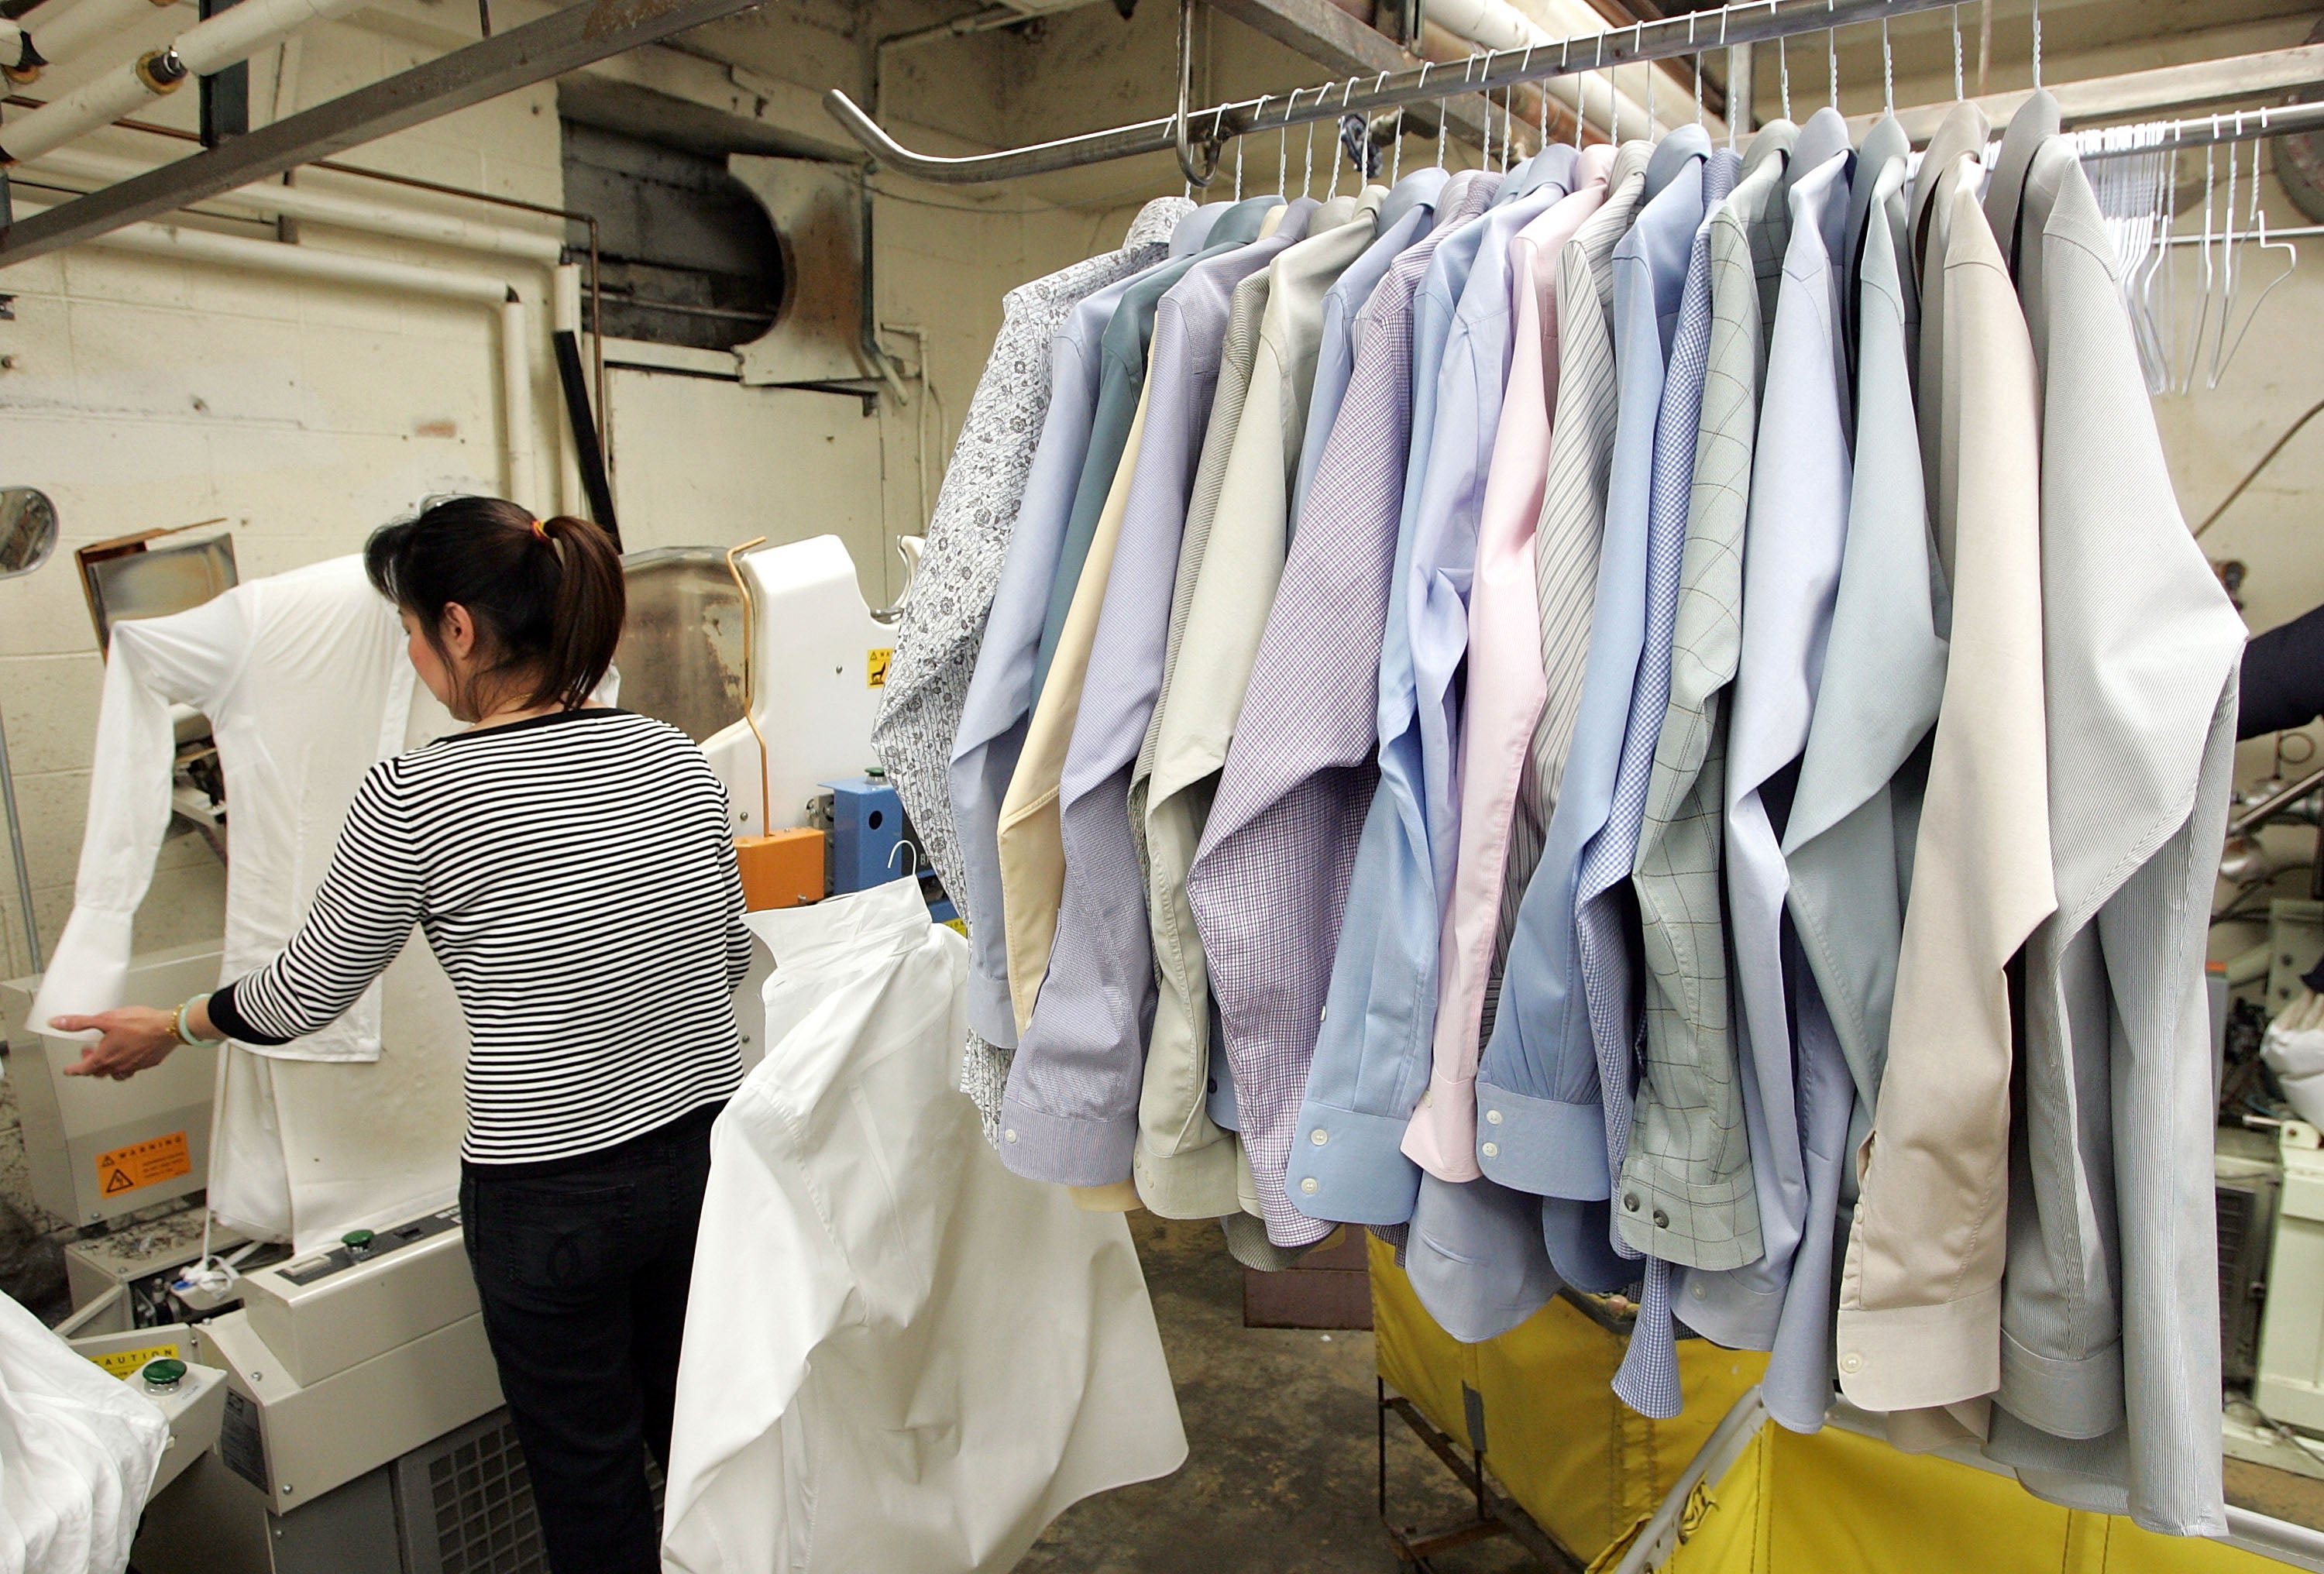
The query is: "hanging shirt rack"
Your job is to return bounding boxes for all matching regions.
[825,0,1967,184]
[2078,100,2324,159]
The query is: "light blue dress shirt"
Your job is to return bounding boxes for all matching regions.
[947,259,1174,1053]
[1676,134,1856,1386]
[1473,126,1710,1278]
[1411,146,1580,902]
[1288,168,1450,531]
[1304,170,1525,1230]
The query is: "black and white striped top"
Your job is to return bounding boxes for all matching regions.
[210,709,751,1170]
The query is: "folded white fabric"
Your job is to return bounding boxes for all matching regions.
[0,1292,167,1574]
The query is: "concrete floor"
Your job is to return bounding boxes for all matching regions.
[1022,1213,1540,1574]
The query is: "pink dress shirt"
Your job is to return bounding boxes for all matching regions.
[1415,147,1615,1173]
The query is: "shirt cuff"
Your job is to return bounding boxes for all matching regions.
[1133,1129,1245,1219]
[1996,1328,2124,1442]
[26,906,136,1042]
[1673,1263,1783,1350]
[1471,1078,1611,1199]
[207,980,294,1048]
[1284,1100,1422,1225]
[966,964,1020,1050]
[1834,1282,2003,1412]
[1614,1149,1764,1269]
[1397,1074,1482,1182]
[995,1094,1135,1187]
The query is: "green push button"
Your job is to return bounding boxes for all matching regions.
[140,1358,186,1393]
[342,1229,376,1257]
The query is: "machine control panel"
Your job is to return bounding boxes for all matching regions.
[274,1207,460,1287]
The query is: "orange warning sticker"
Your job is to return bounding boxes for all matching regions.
[95,1132,191,1197]
[867,648,892,688]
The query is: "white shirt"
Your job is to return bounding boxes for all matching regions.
[662,878,1186,1574]
[32,557,476,1253]
[34,556,435,1062]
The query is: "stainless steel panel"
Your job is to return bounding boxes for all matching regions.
[617,548,746,744]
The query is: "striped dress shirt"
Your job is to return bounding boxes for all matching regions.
[1195,170,1495,1230]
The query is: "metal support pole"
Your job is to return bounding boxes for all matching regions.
[0,706,40,971]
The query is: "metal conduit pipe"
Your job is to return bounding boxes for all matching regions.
[7,0,180,80]
[552,261,585,518]
[29,145,565,260]
[11,201,542,506]
[1427,0,1684,139]
[0,0,364,163]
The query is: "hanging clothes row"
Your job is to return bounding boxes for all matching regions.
[875,84,2243,1541]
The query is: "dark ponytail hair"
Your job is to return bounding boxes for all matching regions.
[364,496,624,717]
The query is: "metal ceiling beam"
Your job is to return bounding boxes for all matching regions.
[0,0,768,266]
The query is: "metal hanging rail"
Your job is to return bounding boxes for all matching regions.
[2079,99,2324,159]
[826,0,1970,184]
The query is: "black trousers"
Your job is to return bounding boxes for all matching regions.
[460,1108,716,1574]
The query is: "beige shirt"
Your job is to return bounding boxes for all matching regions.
[1835,117,2057,1431]
[998,387,1153,1028]
[1135,197,1383,1221]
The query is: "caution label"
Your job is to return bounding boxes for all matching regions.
[867,648,892,688]
[95,1131,191,1197]
[87,1342,183,1380]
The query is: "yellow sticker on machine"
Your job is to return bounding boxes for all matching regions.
[88,1342,183,1380]
[95,1131,192,1197]
[868,648,892,688]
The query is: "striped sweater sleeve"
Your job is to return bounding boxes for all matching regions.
[717,782,752,993]
[210,761,423,1048]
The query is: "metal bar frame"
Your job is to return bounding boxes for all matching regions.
[1376,1384,1584,1572]
[0,0,771,266]
[2080,99,2324,159]
[824,0,1967,184]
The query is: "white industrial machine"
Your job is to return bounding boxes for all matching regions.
[124,1204,515,1573]
[0,940,222,1225]
[702,533,895,839]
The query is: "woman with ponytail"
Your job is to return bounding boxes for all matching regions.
[53,496,750,1574]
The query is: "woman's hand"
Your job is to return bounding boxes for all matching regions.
[51,1009,181,1080]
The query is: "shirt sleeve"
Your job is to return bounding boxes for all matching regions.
[2237,602,2324,741]
[32,590,252,1037]
[209,761,424,1048]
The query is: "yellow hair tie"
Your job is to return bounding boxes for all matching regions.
[530,517,550,542]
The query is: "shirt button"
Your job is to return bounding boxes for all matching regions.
[1004,1130,1018,1143]
[1840,1352,1863,1375]
[1310,1129,1329,1146]
[1300,1177,1319,1195]
[1691,1281,1707,1299]
[1652,1209,1669,1229]
[1486,1109,1503,1126]
[1481,1142,1499,1158]
[1622,1194,1640,1212]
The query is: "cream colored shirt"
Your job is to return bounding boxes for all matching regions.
[1835,130,2056,1432]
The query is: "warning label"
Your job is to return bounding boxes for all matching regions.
[867,647,892,688]
[87,1342,183,1380]
[94,1132,192,1197]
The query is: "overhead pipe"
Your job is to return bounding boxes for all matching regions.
[5,0,180,81]
[12,201,543,507]
[29,145,565,260]
[0,0,363,163]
